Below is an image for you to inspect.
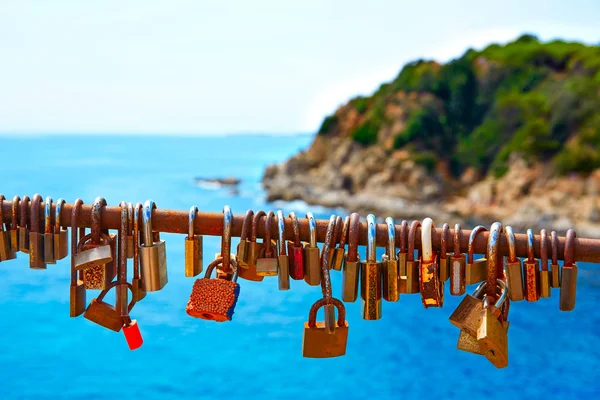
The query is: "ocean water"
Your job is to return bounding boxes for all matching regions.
[0,134,598,399]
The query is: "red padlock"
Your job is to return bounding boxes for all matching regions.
[123,319,143,351]
[287,212,305,280]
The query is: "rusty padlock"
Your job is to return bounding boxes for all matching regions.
[342,213,360,302]
[287,212,305,280]
[400,220,420,294]
[450,224,466,296]
[560,229,577,311]
[302,298,349,358]
[53,198,69,261]
[84,281,136,332]
[69,199,86,317]
[439,223,450,282]
[331,216,349,271]
[131,202,147,302]
[540,229,551,299]
[238,210,264,282]
[43,197,56,264]
[18,195,30,254]
[236,210,253,269]
[361,214,382,320]
[524,229,540,302]
[126,202,135,259]
[303,212,321,286]
[9,195,20,253]
[550,231,560,288]
[0,195,16,261]
[256,211,278,277]
[420,217,443,308]
[504,226,524,301]
[29,194,46,269]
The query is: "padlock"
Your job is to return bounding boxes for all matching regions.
[53,198,69,261]
[477,293,509,369]
[448,280,488,334]
[131,202,146,301]
[450,223,466,296]
[361,214,382,320]
[123,319,143,351]
[239,210,264,282]
[539,229,551,298]
[504,226,524,301]
[400,220,420,294]
[43,197,56,264]
[125,202,134,259]
[331,216,348,271]
[327,216,342,270]
[287,212,305,280]
[9,195,20,253]
[458,321,510,355]
[256,211,278,276]
[236,210,253,269]
[69,199,86,317]
[560,229,577,311]
[382,217,399,302]
[29,194,47,269]
[420,217,443,308]
[276,210,290,290]
[186,257,240,322]
[215,206,237,281]
[342,213,360,302]
[185,205,203,277]
[302,298,349,358]
[18,195,30,254]
[397,220,408,279]
[524,229,540,302]
[139,200,168,291]
[439,223,450,282]
[550,231,560,288]
[303,212,321,286]
[465,225,487,285]
[0,195,16,261]
[84,281,136,332]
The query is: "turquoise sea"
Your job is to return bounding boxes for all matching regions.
[0,134,598,399]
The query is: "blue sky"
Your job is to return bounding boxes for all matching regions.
[1,0,598,135]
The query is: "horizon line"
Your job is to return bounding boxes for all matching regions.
[0,131,315,137]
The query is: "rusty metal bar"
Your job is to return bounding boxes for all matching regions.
[2,199,599,263]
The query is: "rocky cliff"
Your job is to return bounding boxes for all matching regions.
[263,35,600,236]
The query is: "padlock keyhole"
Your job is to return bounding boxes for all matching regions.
[202,313,213,320]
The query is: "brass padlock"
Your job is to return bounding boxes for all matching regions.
[287,212,305,280]
[126,202,134,259]
[69,199,86,317]
[550,231,560,288]
[29,194,46,269]
[276,210,290,290]
[0,195,16,261]
[539,229,551,298]
[303,212,321,286]
[458,321,510,355]
[185,205,203,277]
[131,202,146,302]
[139,200,168,292]
[331,216,349,271]
[256,211,278,276]
[504,226,524,301]
[186,257,240,322]
[524,229,540,302]
[53,198,69,261]
[342,213,360,302]
[382,217,399,302]
[236,210,253,269]
[560,229,577,311]
[116,201,136,329]
[420,217,443,308]
[465,225,487,285]
[450,223,466,296]
[239,210,264,282]
[400,220,420,294]
[18,195,30,254]
[302,298,349,358]
[439,223,450,282]
[361,214,382,320]
[477,293,509,369]
[449,280,488,334]
[43,197,56,264]
[84,281,136,332]
[9,195,20,253]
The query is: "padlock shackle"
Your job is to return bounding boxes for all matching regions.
[0,195,5,232]
[289,212,301,247]
[91,197,107,244]
[468,225,487,264]
[133,202,143,280]
[44,197,53,234]
[204,256,238,282]
[526,229,535,262]
[240,210,254,242]
[306,212,317,247]
[564,229,576,266]
[221,206,233,271]
[482,279,508,309]
[332,216,343,250]
[127,202,134,237]
[55,199,66,232]
[251,210,266,242]
[504,226,517,262]
[276,210,287,256]
[142,200,156,247]
[366,214,377,262]
[117,201,130,318]
[421,217,434,263]
[19,196,30,229]
[551,230,558,265]
[440,223,449,256]
[540,229,549,272]
[338,216,349,249]
[320,215,336,300]
[263,211,275,254]
[70,199,84,286]
[307,297,346,328]
[385,217,396,261]
[188,206,199,239]
[11,195,19,230]
[408,220,421,262]
[346,213,360,262]
[30,194,43,233]
[96,281,136,312]
[486,222,503,299]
